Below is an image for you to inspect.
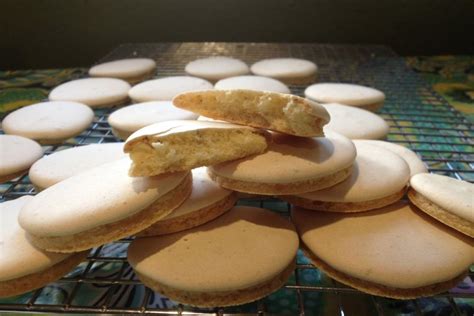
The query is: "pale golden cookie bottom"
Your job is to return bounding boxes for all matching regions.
[408,189,474,238]
[0,169,27,184]
[301,245,467,299]
[208,165,352,196]
[0,251,88,298]
[358,102,383,112]
[138,191,238,236]
[282,187,406,213]
[28,173,193,253]
[111,127,132,141]
[135,259,296,307]
[277,73,317,85]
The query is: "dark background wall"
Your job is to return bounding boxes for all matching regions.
[1,0,473,69]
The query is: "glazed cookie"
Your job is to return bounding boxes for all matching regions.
[305,83,385,111]
[124,120,269,177]
[173,89,330,137]
[0,197,88,298]
[29,143,126,190]
[139,167,238,236]
[208,131,356,195]
[292,201,474,299]
[323,103,389,139]
[49,78,131,108]
[283,141,410,212]
[89,58,156,83]
[215,75,290,94]
[185,56,250,81]
[2,101,94,144]
[128,76,213,102]
[409,173,474,237]
[108,101,199,140]
[250,58,318,84]
[19,158,192,253]
[128,206,299,307]
[0,135,43,183]
[355,140,427,176]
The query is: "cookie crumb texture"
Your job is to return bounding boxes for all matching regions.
[173,90,329,137]
[128,129,268,176]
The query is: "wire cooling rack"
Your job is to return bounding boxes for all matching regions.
[0,43,473,315]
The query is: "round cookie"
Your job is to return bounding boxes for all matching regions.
[108,101,199,140]
[0,135,43,183]
[208,131,356,195]
[49,78,131,108]
[185,56,250,81]
[409,173,474,237]
[19,158,192,253]
[128,76,213,102]
[89,58,156,83]
[355,140,427,176]
[29,143,127,190]
[250,58,318,84]
[305,83,385,111]
[214,75,290,94]
[292,201,474,299]
[283,141,410,212]
[128,206,299,307]
[0,197,88,298]
[139,167,238,236]
[322,103,389,139]
[2,101,94,144]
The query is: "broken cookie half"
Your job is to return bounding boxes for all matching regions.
[173,89,330,137]
[124,120,269,176]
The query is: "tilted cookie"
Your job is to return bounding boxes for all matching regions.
[19,158,192,253]
[409,173,473,237]
[124,120,269,177]
[0,135,43,183]
[0,197,88,298]
[173,89,330,137]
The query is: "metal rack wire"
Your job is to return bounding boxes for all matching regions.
[0,43,473,315]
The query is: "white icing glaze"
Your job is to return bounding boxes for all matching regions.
[322,103,389,139]
[296,141,410,202]
[2,101,94,140]
[185,57,249,81]
[214,75,290,94]
[305,83,385,106]
[210,131,356,184]
[410,173,474,222]
[0,135,43,177]
[128,76,213,102]
[29,143,127,189]
[19,158,188,237]
[49,78,131,107]
[89,58,156,78]
[250,58,317,78]
[0,197,71,281]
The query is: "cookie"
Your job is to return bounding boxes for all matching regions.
[107,101,199,140]
[250,58,318,84]
[89,58,156,83]
[283,141,410,212]
[409,173,474,237]
[173,89,330,137]
[19,158,192,253]
[214,75,290,94]
[128,76,213,102]
[208,131,356,195]
[323,103,389,139]
[2,101,94,144]
[0,135,43,183]
[29,143,126,190]
[128,206,298,307]
[124,120,269,177]
[0,197,88,298]
[305,83,385,111]
[139,167,238,236]
[355,140,427,176]
[49,78,131,108]
[292,201,474,299]
[185,56,249,81]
